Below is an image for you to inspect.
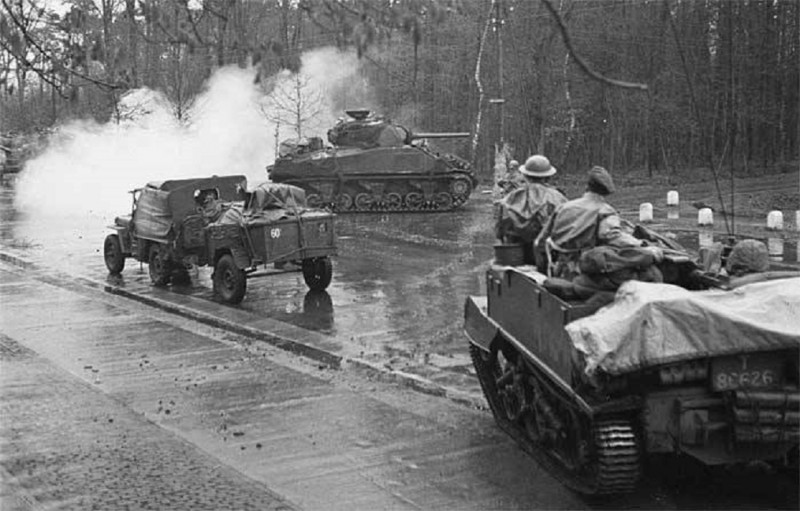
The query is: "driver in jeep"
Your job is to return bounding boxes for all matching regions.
[195,189,224,223]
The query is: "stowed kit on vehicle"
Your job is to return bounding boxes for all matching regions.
[103,175,337,304]
[465,234,799,495]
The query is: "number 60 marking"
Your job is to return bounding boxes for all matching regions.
[270,228,281,239]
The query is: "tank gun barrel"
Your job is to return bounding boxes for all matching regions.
[410,132,470,140]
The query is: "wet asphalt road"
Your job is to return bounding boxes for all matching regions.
[2,261,798,511]
[1,181,799,509]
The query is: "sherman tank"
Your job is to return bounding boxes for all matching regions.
[266,110,476,212]
[465,233,799,495]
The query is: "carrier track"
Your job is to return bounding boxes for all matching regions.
[469,343,642,495]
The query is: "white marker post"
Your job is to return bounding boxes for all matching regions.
[639,202,654,223]
[667,190,679,207]
[766,210,784,231]
[698,207,714,226]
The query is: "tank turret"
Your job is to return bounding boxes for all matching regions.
[268,110,476,213]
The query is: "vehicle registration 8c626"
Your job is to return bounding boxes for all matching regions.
[711,352,784,391]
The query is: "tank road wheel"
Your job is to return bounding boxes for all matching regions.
[213,254,247,304]
[433,192,454,211]
[385,192,403,211]
[355,193,373,211]
[450,177,472,197]
[307,194,323,208]
[302,256,333,291]
[405,192,424,211]
[336,193,353,212]
[148,244,171,286]
[450,177,473,206]
[104,234,125,274]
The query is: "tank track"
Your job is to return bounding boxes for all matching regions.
[288,175,473,213]
[469,343,642,495]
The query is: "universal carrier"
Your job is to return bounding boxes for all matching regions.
[465,238,799,494]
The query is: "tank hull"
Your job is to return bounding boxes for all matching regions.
[268,145,476,213]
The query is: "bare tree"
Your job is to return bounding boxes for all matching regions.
[261,70,324,152]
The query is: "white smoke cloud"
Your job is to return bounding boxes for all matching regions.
[9,47,377,260]
[299,47,377,130]
[266,47,377,143]
[14,47,371,223]
[15,66,273,220]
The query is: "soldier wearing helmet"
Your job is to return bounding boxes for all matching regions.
[497,159,524,194]
[195,189,224,223]
[495,155,568,264]
[726,239,769,277]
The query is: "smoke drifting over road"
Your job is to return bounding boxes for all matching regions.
[14,47,372,223]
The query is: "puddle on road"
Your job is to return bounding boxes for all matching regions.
[4,180,797,370]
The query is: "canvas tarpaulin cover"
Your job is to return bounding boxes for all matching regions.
[565,277,800,377]
[243,183,309,225]
[133,187,172,240]
[248,183,306,211]
[495,185,566,242]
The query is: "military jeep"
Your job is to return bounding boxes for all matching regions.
[103,175,337,304]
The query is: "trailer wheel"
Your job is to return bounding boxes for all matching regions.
[104,234,125,274]
[302,256,333,291]
[148,244,171,286]
[213,254,247,304]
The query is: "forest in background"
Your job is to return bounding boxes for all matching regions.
[1,0,798,185]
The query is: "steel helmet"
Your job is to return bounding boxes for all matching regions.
[520,155,556,178]
[726,239,769,276]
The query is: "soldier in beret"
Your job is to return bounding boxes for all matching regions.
[536,166,660,278]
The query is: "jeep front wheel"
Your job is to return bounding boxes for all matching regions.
[104,234,125,274]
[213,254,247,304]
[302,256,333,291]
[148,244,171,286]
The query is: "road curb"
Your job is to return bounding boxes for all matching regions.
[103,284,345,369]
[0,249,487,411]
[0,251,34,269]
